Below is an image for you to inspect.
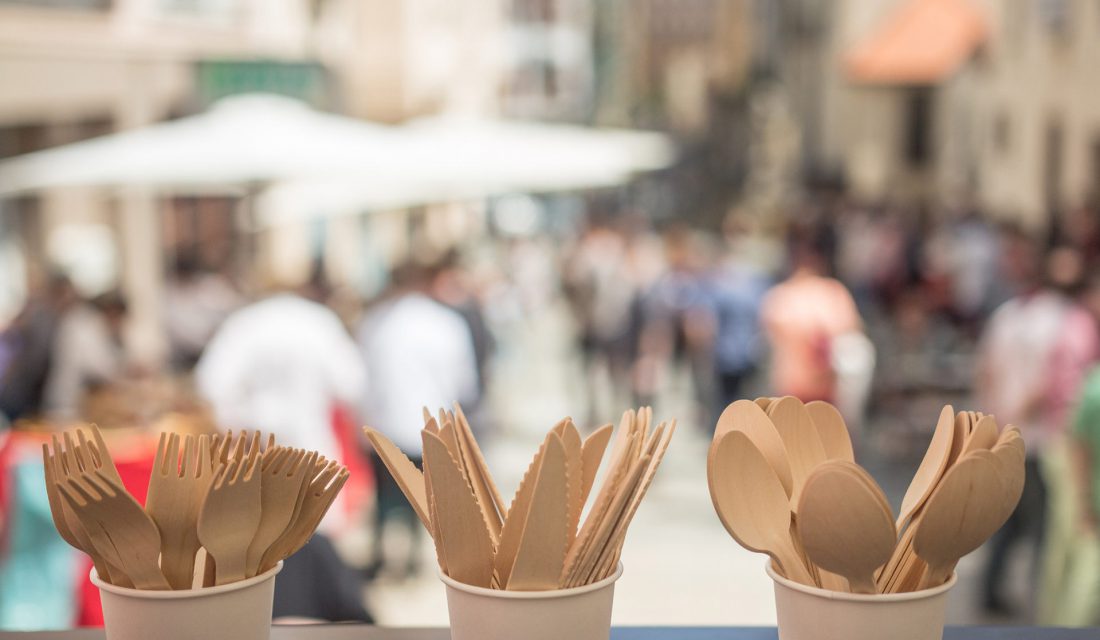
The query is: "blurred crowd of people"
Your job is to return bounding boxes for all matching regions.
[2,189,1100,627]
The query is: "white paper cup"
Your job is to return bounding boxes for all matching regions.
[441,564,623,640]
[91,562,282,640]
[768,561,957,640]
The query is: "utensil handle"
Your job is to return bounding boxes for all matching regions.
[212,552,246,586]
[917,563,951,591]
[775,543,815,586]
[161,538,200,590]
[848,574,877,594]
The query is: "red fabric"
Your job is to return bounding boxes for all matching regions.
[331,404,373,521]
[77,444,156,627]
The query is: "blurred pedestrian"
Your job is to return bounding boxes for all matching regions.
[0,274,76,421]
[42,291,128,419]
[562,225,643,425]
[976,234,1098,614]
[635,226,716,424]
[1039,269,1100,625]
[163,251,241,372]
[760,238,862,403]
[707,214,769,420]
[359,261,479,579]
[429,249,494,416]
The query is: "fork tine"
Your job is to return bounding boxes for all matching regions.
[269,447,290,474]
[197,434,211,477]
[215,459,237,489]
[66,475,100,504]
[245,431,261,467]
[86,470,118,498]
[76,430,96,470]
[51,435,72,478]
[63,432,81,472]
[216,429,233,464]
[181,435,196,479]
[166,433,180,477]
[285,449,307,476]
[231,430,247,462]
[154,432,168,477]
[296,451,318,478]
[261,445,283,472]
[89,425,109,467]
[328,468,350,494]
[242,446,262,481]
[57,478,88,508]
[312,462,341,492]
[266,433,275,452]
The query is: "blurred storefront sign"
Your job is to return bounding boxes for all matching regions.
[195,60,328,108]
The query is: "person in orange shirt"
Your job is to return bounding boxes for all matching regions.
[761,240,862,403]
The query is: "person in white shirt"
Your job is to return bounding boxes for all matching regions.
[196,293,366,469]
[358,261,479,577]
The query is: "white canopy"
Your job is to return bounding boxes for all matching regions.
[0,94,402,195]
[259,115,674,224]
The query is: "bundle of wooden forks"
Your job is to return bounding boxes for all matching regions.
[365,404,675,591]
[43,425,348,590]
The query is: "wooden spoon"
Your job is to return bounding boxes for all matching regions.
[708,430,814,585]
[805,401,854,462]
[766,397,828,511]
[961,414,999,455]
[912,452,1004,589]
[896,405,956,531]
[797,461,895,593]
[712,399,793,497]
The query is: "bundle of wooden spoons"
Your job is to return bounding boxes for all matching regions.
[708,399,1024,594]
[365,404,676,590]
[43,424,348,590]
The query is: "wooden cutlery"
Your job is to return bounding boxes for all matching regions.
[43,425,347,591]
[708,399,1025,594]
[709,430,814,585]
[366,404,674,591]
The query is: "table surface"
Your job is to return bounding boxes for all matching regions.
[1,626,1095,639]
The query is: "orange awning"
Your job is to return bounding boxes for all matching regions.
[845,0,988,85]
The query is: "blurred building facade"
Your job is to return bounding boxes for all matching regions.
[780,0,1100,226]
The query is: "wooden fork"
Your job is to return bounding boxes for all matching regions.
[258,455,325,573]
[244,447,313,577]
[42,440,130,587]
[146,433,215,589]
[197,455,262,585]
[259,461,348,571]
[57,469,169,590]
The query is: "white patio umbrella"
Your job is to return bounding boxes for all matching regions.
[259,115,675,224]
[0,94,402,195]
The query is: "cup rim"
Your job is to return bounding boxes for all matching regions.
[91,561,283,599]
[439,563,623,599]
[765,559,957,602]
